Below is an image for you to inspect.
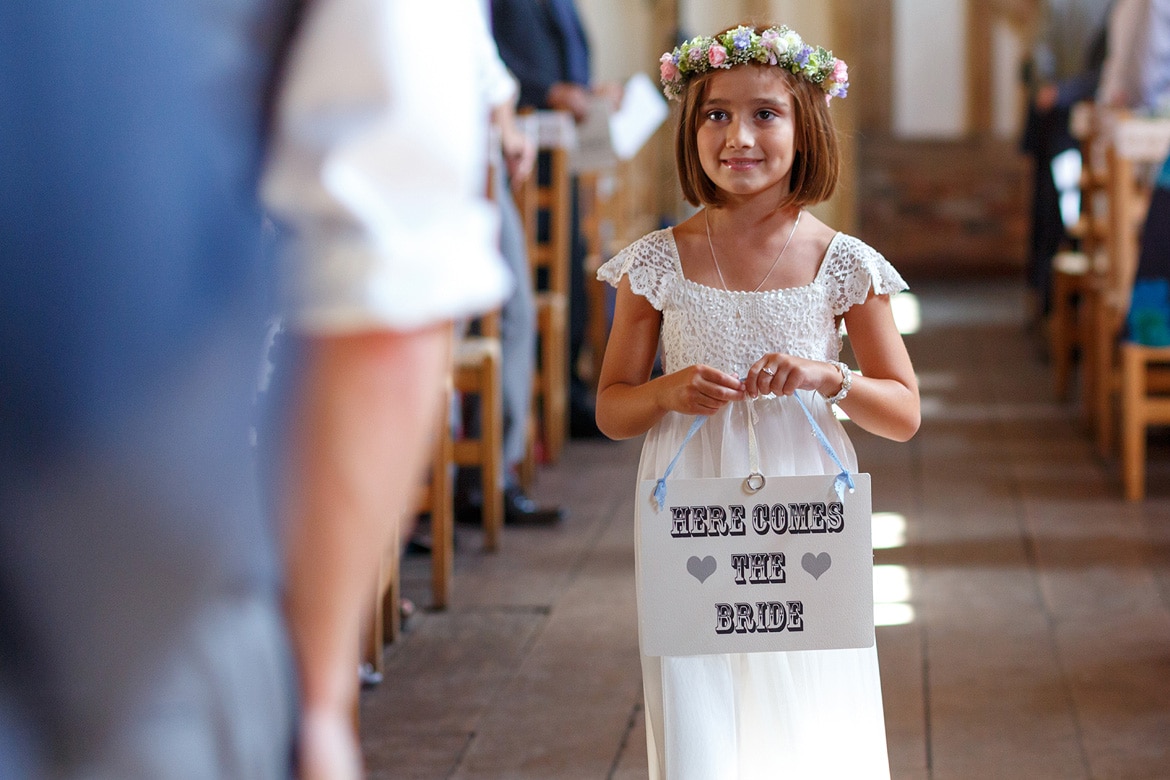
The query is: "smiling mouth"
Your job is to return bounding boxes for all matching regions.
[722,158,761,170]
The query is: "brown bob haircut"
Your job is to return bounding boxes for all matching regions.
[675,27,841,210]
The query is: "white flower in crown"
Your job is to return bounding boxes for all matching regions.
[778,27,803,53]
[759,28,783,64]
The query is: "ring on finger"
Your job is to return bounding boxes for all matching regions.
[761,367,776,376]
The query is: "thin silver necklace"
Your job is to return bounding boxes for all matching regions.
[704,208,802,293]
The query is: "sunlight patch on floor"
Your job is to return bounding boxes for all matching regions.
[874,564,915,626]
[873,512,914,626]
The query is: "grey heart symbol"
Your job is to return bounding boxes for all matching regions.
[802,552,832,580]
[686,555,717,584]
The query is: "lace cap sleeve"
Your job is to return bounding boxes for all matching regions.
[596,229,678,311]
[823,234,909,316]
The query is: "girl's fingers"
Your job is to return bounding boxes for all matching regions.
[698,365,745,391]
[748,364,777,398]
[757,371,778,398]
[689,375,744,413]
[668,365,746,413]
[746,355,784,397]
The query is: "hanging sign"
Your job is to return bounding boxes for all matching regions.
[637,472,874,657]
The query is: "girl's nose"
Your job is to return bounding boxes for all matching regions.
[726,118,753,148]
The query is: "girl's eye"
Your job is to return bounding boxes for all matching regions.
[756,109,776,121]
[705,110,728,122]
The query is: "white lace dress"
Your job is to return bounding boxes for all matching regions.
[597,227,908,780]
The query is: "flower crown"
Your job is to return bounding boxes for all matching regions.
[659,25,849,103]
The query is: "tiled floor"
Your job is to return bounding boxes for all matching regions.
[361,278,1170,779]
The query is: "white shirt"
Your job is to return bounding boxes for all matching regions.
[1098,0,1170,111]
[262,0,515,333]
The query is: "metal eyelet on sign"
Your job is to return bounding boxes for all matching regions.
[745,472,766,493]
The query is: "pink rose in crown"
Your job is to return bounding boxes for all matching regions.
[832,59,848,83]
[708,45,727,67]
[660,53,679,82]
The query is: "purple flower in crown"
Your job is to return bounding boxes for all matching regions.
[794,45,812,68]
[688,46,704,64]
[732,27,752,51]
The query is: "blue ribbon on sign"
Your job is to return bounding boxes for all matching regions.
[652,415,707,509]
[651,389,855,509]
[792,392,856,502]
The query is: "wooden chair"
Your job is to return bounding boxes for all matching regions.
[513,111,574,465]
[1049,249,1097,400]
[579,169,618,389]
[362,145,514,683]
[418,376,455,608]
[1114,119,1170,500]
[452,325,505,551]
[578,148,669,392]
[1080,112,1170,498]
[1121,342,1170,499]
[1085,114,1165,456]
[442,147,507,545]
[365,310,507,674]
[1049,102,1108,403]
[365,378,455,676]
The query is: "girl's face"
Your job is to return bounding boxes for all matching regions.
[695,66,796,203]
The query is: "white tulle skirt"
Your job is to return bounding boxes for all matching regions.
[634,390,891,780]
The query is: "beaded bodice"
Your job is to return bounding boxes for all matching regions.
[598,228,907,378]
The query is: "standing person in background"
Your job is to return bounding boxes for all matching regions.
[1135,155,1170,282]
[262,0,514,776]
[1097,0,1170,111]
[483,103,569,525]
[473,106,568,526]
[453,8,567,528]
[1100,1,1170,342]
[0,2,299,776]
[490,0,622,439]
[1020,0,1111,319]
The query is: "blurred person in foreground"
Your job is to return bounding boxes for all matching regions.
[0,1,510,778]
[262,0,512,776]
[0,3,300,776]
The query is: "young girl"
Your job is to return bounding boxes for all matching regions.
[595,24,920,779]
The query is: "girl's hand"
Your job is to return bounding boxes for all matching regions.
[745,353,842,399]
[657,364,745,415]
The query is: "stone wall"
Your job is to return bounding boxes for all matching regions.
[857,135,1033,279]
